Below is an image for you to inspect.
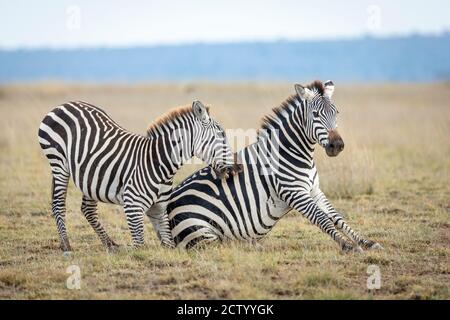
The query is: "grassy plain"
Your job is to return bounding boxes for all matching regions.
[0,82,448,299]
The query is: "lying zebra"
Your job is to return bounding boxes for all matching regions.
[168,81,382,252]
[38,100,235,252]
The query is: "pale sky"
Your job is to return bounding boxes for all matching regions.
[0,0,449,49]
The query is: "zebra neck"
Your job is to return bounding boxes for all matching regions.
[256,116,315,164]
[247,136,314,174]
[146,126,194,181]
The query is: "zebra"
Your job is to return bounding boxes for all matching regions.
[38,100,235,252]
[167,81,382,252]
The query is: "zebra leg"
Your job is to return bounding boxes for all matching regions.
[284,192,361,252]
[51,174,72,252]
[81,196,119,251]
[312,190,382,250]
[123,204,145,247]
[146,202,175,248]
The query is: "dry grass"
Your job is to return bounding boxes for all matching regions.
[0,82,449,299]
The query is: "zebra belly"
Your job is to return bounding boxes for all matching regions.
[67,139,127,205]
[171,195,290,248]
[69,167,123,204]
[169,167,291,248]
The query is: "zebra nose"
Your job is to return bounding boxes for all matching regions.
[336,139,344,151]
[326,139,344,157]
[326,130,344,156]
[329,139,344,150]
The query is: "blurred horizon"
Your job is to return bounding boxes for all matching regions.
[1,31,449,51]
[1,33,449,83]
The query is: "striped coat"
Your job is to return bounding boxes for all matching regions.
[38,100,234,252]
[168,82,382,251]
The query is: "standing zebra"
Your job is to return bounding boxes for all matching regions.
[38,100,235,252]
[168,81,382,252]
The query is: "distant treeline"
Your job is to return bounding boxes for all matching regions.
[1,34,449,83]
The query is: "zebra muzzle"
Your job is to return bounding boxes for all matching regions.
[214,167,230,179]
[214,164,241,179]
[325,130,344,157]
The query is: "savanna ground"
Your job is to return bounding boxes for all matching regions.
[0,83,448,299]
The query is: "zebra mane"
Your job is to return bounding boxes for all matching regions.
[259,81,325,131]
[260,95,297,131]
[146,105,210,137]
[307,80,325,95]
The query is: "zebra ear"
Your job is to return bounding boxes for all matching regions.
[324,80,335,99]
[192,100,209,121]
[295,84,314,101]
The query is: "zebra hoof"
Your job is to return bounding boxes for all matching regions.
[354,246,364,254]
[62,251,73,258]
[254,243,264,251]
[60,242,72,253]
[106,244,121,253]
[161,241,176,249]
[341,242,363,254]
[340,242,354,253]
[370,243,383,250]
[250,241,264,251]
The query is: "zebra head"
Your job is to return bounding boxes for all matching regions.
[295,80,344,157]
[191,100,235,178]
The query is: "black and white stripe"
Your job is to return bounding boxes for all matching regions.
[168,81,382,251]
[38,100,234,252]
